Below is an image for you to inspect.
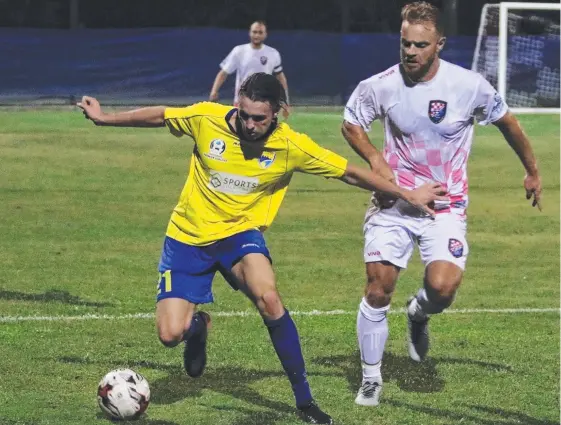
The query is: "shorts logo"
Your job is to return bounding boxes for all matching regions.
[448,238,464,258]
[258,151,276,169]
[208,171,259,195]
[428,100,447,124]
[205,139,227,162]
[260,56,268,65]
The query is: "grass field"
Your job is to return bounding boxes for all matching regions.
[0,108,559,425]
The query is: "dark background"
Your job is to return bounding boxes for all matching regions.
[0,0,559,34]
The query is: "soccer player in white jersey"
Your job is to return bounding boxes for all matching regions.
[210,21,290,117]
[342,1,543,407]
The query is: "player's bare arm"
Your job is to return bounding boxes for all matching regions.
[77,96,165,127]
[493,111,542,210]
[340,163,446,216]
[275,72,290,118]
[341,120,394,181]
[210,70,229,101]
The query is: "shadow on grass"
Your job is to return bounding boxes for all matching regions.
[313,350,514,395]
[0,289,113,307]
[386,399,558,425]
[61,357,300,425]
[313,351,445,394]
[96,412,181,425]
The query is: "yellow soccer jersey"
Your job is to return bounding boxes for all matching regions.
[164,102,348,246]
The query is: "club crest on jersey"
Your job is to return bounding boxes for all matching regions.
[428,100,447,124]
[204,139,227,162]
[258,151,276,169]
[448,238,464,258]
[260,56,268,65]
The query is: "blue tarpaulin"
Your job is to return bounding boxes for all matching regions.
[0,28,557,106]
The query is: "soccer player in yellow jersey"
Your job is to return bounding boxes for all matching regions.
[78,73,445,424]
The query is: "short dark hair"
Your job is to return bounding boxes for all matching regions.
[401,2,444,35]
[252,20,267,29]
[238,73,287,113]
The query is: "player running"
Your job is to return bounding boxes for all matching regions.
[343,1,542,407]
[78,72,444,424]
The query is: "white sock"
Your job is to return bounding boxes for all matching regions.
[357,297,389,383]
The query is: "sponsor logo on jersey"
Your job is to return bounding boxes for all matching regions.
[208,171,259,195]
[260,56,268,65]
[378,68,395,79]
[428,100,447,124]
[345,106,359,122]
[492,92,504,114]
[204,139,227,162]
[258,151,276,169]
[448,238,464,258]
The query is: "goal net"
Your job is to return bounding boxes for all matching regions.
[472,2,560,113]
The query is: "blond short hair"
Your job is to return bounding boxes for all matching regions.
[401,2,444,34]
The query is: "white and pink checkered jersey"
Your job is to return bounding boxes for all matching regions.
[344,59,509,217]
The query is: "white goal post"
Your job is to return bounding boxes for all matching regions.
[473,2,561,114]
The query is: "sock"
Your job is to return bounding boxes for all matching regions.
[357,297,389,383]
[264,310,312,408]
[182,312,206,341]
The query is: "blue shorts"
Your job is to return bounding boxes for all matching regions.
[156,229,271,304]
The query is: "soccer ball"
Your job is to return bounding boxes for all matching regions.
[97,369,150,420]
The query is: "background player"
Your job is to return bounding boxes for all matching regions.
[342,1,542,407]
[78,73,444,424]
[209,21,290,118]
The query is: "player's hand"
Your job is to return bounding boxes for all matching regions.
[209,91,219,102]
[524,173,542,211]
[77,96,104,124]
[405,183,448,218]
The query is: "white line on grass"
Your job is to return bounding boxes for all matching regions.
[0,308,558,323]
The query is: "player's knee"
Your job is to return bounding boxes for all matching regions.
[157,321,188,348]
[365,275,394,307]
[258,290,284,319]
[426,276,460,304]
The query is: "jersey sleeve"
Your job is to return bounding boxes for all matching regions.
[290,133,348,178]
[219,46,239,74]
[164,103,208,139]
[471,75,509,125]
[272,50,283,75]
[343,80,381,132]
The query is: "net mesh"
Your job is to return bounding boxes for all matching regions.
[473,4,560,108]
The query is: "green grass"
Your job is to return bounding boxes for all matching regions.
[0,109,558,425]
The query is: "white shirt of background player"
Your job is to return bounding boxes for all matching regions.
[209,21,290,118]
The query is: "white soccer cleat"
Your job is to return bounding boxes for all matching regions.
[406,297,430,362]
[354,380,383,407]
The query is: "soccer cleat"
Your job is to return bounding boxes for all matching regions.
[354,380,383,406]
[183,311,211,378]
[297,400,333,424]
[406,297,430,362]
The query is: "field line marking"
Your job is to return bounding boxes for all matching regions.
[0,308,558,323]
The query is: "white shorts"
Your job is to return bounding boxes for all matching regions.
[363,200,469,270]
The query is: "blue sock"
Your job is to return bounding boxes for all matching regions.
[264,310,313,407]
[183,312,205,340]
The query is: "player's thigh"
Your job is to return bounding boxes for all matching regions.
[156,298,197,344]
[364,220,416,270]
[156,236,217,339]
[419,215,469,271]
